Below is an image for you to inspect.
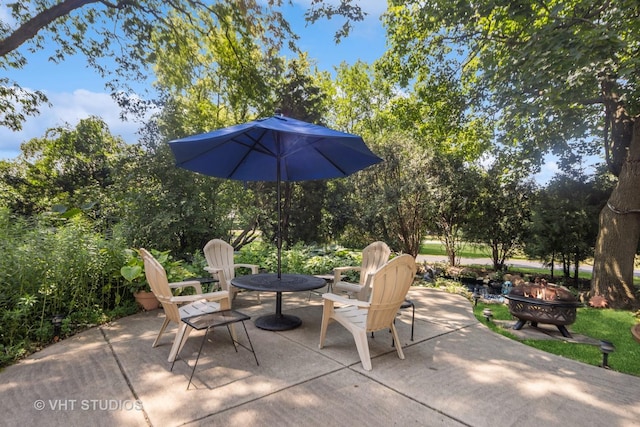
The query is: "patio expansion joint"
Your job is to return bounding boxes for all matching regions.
[98,326,153,427]
[352,364,472,427]
[361,326,476,427]
[180,366,351,426]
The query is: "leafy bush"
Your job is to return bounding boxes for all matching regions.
[236,241,363,280]
[0,208,135,367]
[120,248,197,294]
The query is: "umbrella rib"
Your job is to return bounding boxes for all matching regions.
[283,136,350,176]
[226,129,276,178]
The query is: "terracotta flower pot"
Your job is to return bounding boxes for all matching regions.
[134,291,160,311]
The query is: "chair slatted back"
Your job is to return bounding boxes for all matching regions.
[203,239,235,290]
[359,242,392,286]
[366,254,416,332]
[140,248,181,322]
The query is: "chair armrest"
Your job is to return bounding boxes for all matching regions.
[168,280,202,294]
[234,263,259,274]
[322,292,370,308]
[170,290,229,304]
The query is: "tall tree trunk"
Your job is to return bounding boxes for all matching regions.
[592,118,640,309]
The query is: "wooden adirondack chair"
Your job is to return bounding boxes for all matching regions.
[332,241,391,301]
[203,239,261,303]
[319,254,417,371]
[140,248,232,363]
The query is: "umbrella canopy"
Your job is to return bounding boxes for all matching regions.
[168,115,382,182]
[168,114,383,277]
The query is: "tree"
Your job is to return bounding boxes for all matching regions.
[0,117,128,225]
[465,165,534,271]
[0,0,295,129]
[426,155,481,265]
[352,131,435,257]
[145,13,334,252]
[114,119,254,255]
[370,1,640,308]
[271,54,333,247]
[526,173,609,285]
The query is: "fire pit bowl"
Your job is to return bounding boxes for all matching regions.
[506,283,582,338]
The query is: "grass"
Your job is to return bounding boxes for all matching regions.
[471,301,640,376]
[420,241,492,258]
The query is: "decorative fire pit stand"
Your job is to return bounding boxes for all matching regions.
[506,283,582,338]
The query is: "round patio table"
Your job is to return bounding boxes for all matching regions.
[231,273,325,331]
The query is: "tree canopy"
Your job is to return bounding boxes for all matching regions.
[0,0,296,130]
[371,0,640,308]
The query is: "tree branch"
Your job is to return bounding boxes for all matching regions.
[0,0,104,57]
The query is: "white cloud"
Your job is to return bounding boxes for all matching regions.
[0,89,143,160]
[534,159,559,185]
[0,4,17,27]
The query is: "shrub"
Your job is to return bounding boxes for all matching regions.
[0,209,134,367]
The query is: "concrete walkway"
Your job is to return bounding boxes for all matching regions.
[1,287,638,426]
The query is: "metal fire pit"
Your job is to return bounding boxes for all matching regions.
[506,284,582,338]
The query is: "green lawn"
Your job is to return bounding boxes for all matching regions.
[421,239,640,285]
[472,302,640,376]
[420,241,493,258]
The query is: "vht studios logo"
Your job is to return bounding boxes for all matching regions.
[34,399,143,411]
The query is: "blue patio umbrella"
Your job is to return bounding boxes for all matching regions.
[169,114,383,277]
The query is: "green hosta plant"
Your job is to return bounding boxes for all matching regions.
[120,248,193,294]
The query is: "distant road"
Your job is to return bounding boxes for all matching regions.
[415,254,640,277]
[416,254,557,271]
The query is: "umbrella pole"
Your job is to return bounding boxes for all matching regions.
[277,151,282,279]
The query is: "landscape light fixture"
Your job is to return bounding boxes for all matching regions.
[599,340,615,369]
[52,314,64,340]
[473,289,481,306]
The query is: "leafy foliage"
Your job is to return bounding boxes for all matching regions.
[235,240,362,281]
[1,0,297,129]
[0,208,136,367]
[352,131,435,256]
[377,0,640,308]
[0,117,128,221]
[465,163,535,270]
[525,174,610,281]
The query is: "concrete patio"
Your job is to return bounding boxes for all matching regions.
[1,287,639,426]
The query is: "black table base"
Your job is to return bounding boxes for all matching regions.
[255,313,302,331]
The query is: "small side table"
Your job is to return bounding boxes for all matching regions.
[177,309,259,389]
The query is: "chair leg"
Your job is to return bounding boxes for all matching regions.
[353,329,372,371]
[410,302,415,341]
[389,324,405,360]
[168,323,193,363]
[318,301,332,349]
[153,317,171,348]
